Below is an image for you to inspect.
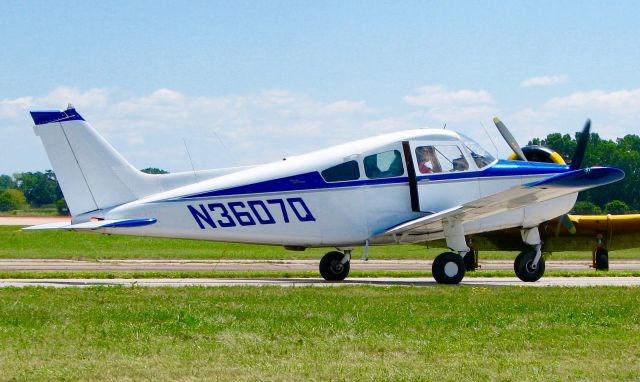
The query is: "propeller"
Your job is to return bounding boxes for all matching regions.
[493,117,527,161]
[492,117,593,236]
[570,119,591,170]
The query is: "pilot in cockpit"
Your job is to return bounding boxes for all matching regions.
[416,146,441,174]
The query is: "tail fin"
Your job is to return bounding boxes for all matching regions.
[30,106,157,216]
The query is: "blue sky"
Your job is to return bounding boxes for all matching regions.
[2,1,640,174]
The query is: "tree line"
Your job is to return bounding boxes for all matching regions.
[529,132,640,214]
[0,168,166,214]
[1,133,638,215]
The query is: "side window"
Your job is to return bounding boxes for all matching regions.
[416,145,468,173]
[321,160,360,182]
[364,150,404,179]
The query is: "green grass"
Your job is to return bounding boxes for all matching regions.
[3,225,640,261]
[0,207,61,217]
[0,286,639,381]
[1,269,639,279]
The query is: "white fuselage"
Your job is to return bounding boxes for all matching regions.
[94,130,575,248]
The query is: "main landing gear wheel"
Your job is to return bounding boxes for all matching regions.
[319,251,350,281]
[432,252,465,284]
[594,248,609,271]
[514,249,545,282]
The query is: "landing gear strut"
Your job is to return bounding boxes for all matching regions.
[319,250,351,281]
[433,216,469,284]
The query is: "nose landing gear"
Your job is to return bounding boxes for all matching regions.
[514,247,546,282]
[319,250,351,281]
[514,227,546,282]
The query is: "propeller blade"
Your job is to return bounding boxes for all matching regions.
[570,119,591,170]
[493,117,528,161]
[559,214,577,235]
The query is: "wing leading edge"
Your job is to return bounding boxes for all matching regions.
[382,167,624,237]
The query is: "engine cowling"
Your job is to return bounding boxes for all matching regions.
[507,145,566,164]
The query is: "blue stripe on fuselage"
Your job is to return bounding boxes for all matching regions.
[175,160,568,200]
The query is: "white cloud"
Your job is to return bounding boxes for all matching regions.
[402,85,497,124]
[403,85,494,107]
[544,89,640,116]
[4,84,640,175]
[520,75,568,88]
[0,87,376,174]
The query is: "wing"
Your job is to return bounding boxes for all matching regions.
[23,218,157,231]
[381,167,624,239]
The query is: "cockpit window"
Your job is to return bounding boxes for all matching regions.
[417,145,468,173]
[321,160,360,182]
[364,150,404,179]
[458,133,496,169]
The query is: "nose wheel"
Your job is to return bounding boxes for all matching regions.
[432,252,465,284]
[319,251,351,281]
[514,249,545,282]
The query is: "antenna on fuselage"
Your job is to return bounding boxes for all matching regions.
[182,138,199,183]
[480,121,499,159]
[443,123,447,129]
[210,128,239,166]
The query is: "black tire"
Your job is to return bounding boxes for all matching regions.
[514,249,545,282]
[463,250,477,271]
[432,252,465,284]
[319,251,350,281]
[595,248,609,271]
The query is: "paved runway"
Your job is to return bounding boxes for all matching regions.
[0,216,70,226]
[1,276,640,288]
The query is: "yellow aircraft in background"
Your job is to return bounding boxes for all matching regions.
[463,213,640,271]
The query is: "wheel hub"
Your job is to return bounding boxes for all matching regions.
[331,261,344,273]
[444,262,459,278]
[526,260,537,272]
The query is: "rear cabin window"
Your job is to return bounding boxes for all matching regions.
[364,150,404,179]
[321,160,360,182]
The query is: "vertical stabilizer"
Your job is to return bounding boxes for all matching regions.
[30,107,154,216]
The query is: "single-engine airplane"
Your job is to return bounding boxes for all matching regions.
[26,106,624,284]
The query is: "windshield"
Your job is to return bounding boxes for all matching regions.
[458,133,496,169]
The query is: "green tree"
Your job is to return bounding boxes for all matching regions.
[530,132,640,212]
[0,189,27,211]
[604,200,630,214]
[572,201,601,214]
[0,174,16,191]
[15,170,62,207]
[141,168,169,174]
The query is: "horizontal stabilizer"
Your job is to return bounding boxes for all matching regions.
[24,218,157,231]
